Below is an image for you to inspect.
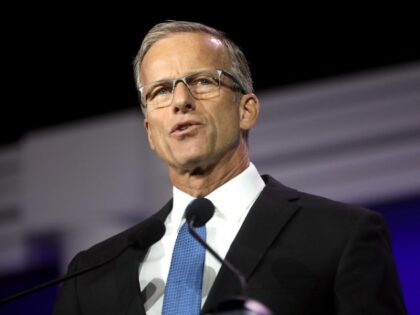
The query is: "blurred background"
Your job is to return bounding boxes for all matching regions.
[0,4,419,314]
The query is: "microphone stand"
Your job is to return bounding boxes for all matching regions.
[0,261,103,304]
[187,220,273,315]
[0,219,165,305]
[187,221,247,294]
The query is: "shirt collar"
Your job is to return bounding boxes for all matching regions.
[206,162,264,224]
[170,162,265,228]
[170,186,195,228]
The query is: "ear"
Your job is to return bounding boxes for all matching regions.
[238,93,260,131]
[143,118,156,151]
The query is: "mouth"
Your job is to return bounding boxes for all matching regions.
[170,120,202,137]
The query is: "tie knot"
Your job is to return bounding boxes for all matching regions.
[186,198,215,227]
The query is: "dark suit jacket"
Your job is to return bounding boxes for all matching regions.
[54,175,406,315]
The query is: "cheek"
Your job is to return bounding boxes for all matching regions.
[145,120,167,152]
[148,123,176,161]
[214,107,241,142]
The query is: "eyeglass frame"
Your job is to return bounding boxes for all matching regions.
[138,68,246,113]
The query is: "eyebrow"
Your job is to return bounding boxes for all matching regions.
[141,69,217,86]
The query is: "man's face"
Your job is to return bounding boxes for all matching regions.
[141,32,249,173]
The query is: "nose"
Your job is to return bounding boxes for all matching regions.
[171,80,195,113]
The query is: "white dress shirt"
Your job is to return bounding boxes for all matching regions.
[139,162,265,314]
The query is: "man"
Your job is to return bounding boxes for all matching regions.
[54,21,406,315]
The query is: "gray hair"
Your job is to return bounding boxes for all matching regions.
[133,20,254,94]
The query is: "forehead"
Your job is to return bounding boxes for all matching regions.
[140,32,230,83]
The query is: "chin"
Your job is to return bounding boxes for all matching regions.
[176,148,207,162]
[174,154,209,171]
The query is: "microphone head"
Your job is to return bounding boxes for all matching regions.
[186,198,215,227]
[129,219,166,249]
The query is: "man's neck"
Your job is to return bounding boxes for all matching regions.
[169,148,250,197]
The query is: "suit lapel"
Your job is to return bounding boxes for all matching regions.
[202,176,301,313]
[115,200,173,315]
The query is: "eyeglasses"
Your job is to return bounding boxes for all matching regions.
[139,69,245,112]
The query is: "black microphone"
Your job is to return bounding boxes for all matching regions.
[185,198,273,315]
[0,219,165,305]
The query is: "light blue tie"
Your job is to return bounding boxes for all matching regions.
[162,221,206,315]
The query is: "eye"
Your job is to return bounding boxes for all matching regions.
[147,84,172,100]
[189,75,219,87]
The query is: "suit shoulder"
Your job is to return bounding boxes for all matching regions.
[263,174,384,224]
[81,199,172,258]
[298,189,381,221]
[296,189,389,242]
[71,220,145,267]
[71,206,169,268]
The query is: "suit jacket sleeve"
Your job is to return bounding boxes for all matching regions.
[333,211,406,314]
[53,252,84,315]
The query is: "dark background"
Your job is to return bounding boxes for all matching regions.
[1,5,419,314]
[1,4,419,147]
